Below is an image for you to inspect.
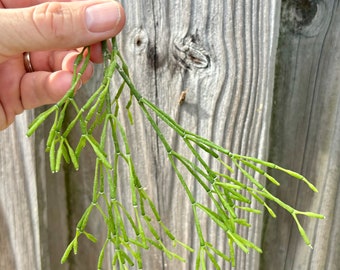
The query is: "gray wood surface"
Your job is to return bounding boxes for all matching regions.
[261,1,340,270]
[0,1,338,269]
[114,1,279,269]
[0,112,41,270]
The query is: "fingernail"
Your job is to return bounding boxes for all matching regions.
[86,2,121,33]
[76,79,83,91]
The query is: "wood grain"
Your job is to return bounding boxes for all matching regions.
[261,1,340,270]
[1,1,338,270]
[115,1,280,269]
[0,112,43,270]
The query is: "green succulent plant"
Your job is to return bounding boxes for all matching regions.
[27,38,324,269]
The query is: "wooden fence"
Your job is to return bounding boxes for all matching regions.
[0,1,339,269]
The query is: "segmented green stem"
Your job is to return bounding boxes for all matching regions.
[27,37,324,269]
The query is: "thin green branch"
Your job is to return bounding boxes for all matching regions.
[27,37,324,269]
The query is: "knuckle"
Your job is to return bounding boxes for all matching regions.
[32,3,73,43]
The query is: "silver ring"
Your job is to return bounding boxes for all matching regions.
[23,52,34,72]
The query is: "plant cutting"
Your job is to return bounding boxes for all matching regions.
[27,36,325,269]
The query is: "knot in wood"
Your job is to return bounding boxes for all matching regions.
[282,0,328,37]
[172,36,210,70]
[129,27,149,54]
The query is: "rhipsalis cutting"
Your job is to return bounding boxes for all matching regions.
[27,37,325,269]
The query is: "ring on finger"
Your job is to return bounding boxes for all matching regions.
[23,52,34,73]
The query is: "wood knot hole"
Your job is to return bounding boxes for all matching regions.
[129,28,149,54]
[282,0,328,37]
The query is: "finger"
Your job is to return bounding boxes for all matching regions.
[0,58,25,129]
[20,70,78,109]
[29,50,94,83]
[0,0,125,62]
[2,1,90,8]
[89,43,105,64]
[86,40,114,64]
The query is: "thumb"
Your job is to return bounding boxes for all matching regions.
[0,0,125,62]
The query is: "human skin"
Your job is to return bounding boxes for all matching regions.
[0,0,126,130]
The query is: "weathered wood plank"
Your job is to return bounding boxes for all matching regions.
[0,112,44,270]
[261,1,340,270]
[1,0,281,269]
[115,1,280,269]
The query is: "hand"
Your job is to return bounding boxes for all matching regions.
[0,0,125,130]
